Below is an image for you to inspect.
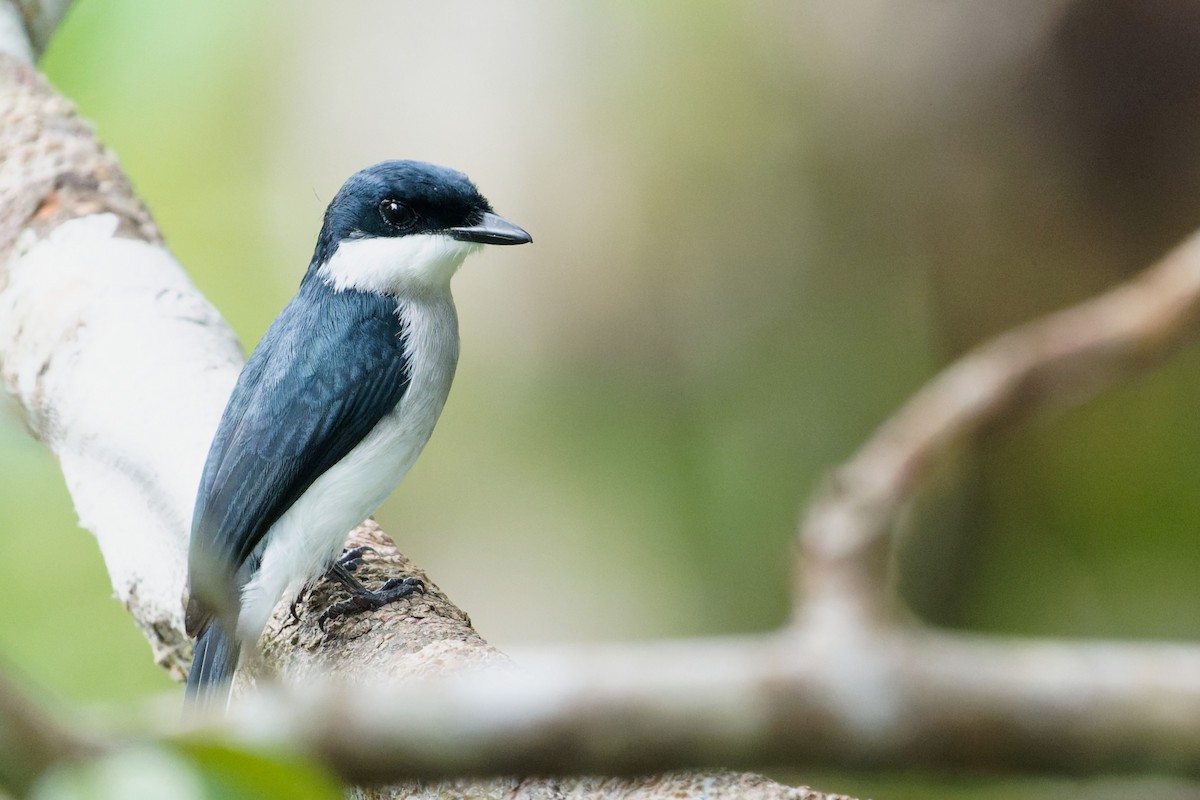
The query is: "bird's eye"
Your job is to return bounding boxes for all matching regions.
[379,199,417,230]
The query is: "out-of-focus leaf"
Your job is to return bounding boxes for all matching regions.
[30,742,343,800]
[31,745,204,800]
[175,741,343,800]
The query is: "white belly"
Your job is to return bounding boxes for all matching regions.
[237,295,458,641]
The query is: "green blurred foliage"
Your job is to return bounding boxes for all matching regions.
[31,742,341,800]
[0,416,173,700]
[3,1,1200,797]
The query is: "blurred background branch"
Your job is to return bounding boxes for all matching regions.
[0,670,101,796]
[205,627,1200,780]
[798,229,1200,628]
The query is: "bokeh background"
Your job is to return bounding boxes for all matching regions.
[3,1,1200,797]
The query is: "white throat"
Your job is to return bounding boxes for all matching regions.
[317,233,480,295]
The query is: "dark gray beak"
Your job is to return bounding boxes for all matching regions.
[449,212,532,245]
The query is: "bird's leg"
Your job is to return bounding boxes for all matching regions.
[317,552,424,631]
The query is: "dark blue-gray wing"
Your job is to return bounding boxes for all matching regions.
[186,284,410,636]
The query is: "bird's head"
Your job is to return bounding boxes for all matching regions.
[310,160,531,295]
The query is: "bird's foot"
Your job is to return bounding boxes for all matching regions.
[317,575,424,631]
[289,547,378,624]
[317,553,423,631]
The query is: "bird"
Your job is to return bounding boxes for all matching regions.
[184,160,531,707]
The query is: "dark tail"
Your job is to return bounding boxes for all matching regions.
[184,619,240,714]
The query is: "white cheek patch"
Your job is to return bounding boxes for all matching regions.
[317,233,481,295]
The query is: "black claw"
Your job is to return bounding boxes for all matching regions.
[379,576,423,593]
[336,545,376,573]
[316,558,425,632]
[288,581,313,624]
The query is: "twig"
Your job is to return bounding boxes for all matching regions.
[0,670,103,796]
[795,229,1200,625]
[189,629,1200,781]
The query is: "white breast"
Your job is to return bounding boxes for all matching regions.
[236,294,459,642]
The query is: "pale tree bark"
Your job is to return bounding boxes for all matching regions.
[0,7,844,800]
